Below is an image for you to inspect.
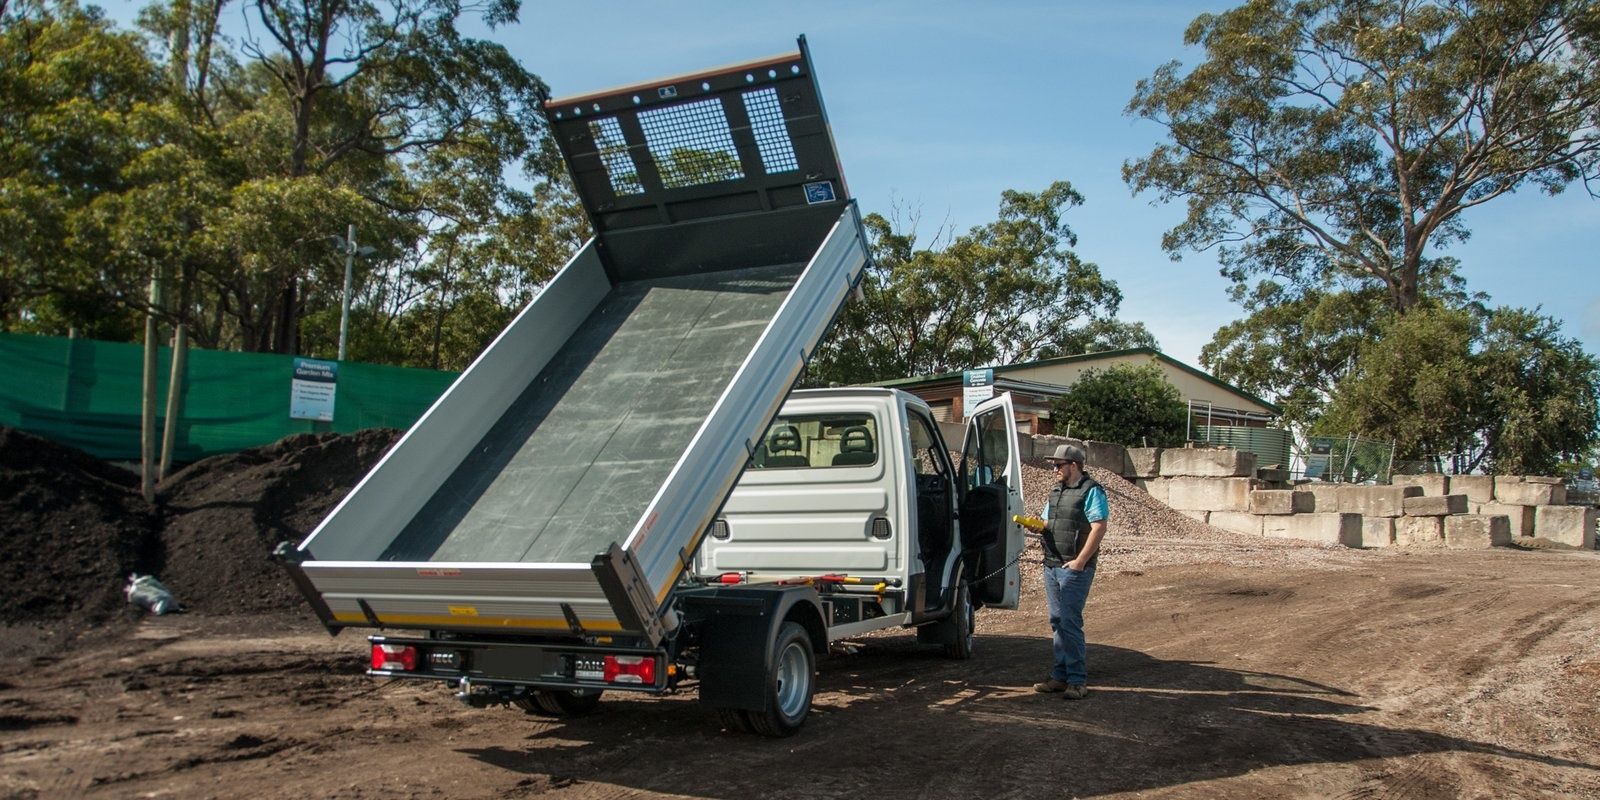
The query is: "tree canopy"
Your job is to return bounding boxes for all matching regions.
[1,0,570,365]
[1319,304,1600,474]
[1125,0,1600,314]
[805,182,1155,387]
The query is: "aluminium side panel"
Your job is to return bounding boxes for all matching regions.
[292,243,609,559]
[618,205,871,614]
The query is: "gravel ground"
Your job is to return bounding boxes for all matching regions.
[1016,460,1370,585]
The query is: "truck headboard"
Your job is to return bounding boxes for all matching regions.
[545,35,850,282]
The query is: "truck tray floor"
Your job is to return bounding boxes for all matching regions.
[381,263,804,564]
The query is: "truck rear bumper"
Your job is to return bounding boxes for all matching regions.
[367,634,669,694]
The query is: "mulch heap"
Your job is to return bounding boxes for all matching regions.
[0,426,398,631]
[0,428,159,625]
[158,428,399,613]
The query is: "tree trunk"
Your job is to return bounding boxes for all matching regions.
[140,270,163,503]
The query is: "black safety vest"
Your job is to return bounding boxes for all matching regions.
[1044,475,1102,569]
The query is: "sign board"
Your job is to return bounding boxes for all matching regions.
[962,369,994,417]
[290,358,338,422]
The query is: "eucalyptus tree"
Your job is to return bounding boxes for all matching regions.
[806,182,1151,387]
[1126,0,1600,314]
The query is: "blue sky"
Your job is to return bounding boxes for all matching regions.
[108,0,1599,366]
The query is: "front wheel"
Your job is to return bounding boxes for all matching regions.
[942,581,975,660]
[746,621,815,737]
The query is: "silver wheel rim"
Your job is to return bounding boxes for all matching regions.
[775,640,810,719]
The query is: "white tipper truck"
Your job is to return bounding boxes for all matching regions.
[277,38,1025,737]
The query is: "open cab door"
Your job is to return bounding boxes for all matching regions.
[958,392,1023,609]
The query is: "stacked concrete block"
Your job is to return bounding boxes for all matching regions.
[1444,515,1512,549]
[1250,490,1313,515]
[1159,447,1257,478]
[1534,505,1597,549]
[1126,447,1161,478]
[1166,477,1253,512]
[1401,494,1468,516]
[1450,475,1495,504]
[1084,440,1132,475]
[1341,484,1423,517]
[1392,473,1449,496]
[1395,516,1446,547]
[1473,502,1535,538]
[1209,511,1263,536]
[1255,467,1291,491]
[1301,482,1345,513]
[1494,476,1566,506]
[1134,478,1168,505]
[1361,517,1396,547]
[1263,513,1361,547]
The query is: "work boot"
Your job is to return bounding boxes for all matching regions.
[1033,677,1069,693]
[1062,684,1089,700]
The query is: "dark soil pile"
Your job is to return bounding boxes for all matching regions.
[0,427,159,625]
[157,429,399,613]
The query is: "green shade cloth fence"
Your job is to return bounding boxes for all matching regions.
[0,332,459,462]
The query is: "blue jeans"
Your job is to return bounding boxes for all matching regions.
[1043,563,1096,685]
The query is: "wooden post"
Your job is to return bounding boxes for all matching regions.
[159,324,187,479]
[141,270,163,503]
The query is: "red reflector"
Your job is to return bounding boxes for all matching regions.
[602,654,656,685]
[371,643,417,671]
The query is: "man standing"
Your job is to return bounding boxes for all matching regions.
[1030,443,1107,699]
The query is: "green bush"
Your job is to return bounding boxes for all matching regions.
[1051,363,1187,446]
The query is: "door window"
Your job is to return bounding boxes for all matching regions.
[962,405,1011,491]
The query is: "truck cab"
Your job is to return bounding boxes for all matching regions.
[697,388,1024,635]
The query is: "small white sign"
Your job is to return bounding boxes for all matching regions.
[962,368,994,417]
[290,358,338,422]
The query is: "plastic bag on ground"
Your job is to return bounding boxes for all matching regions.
[125,573,179,615]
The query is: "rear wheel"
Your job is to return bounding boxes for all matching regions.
[745,622,814,737]
[514,689,602,717]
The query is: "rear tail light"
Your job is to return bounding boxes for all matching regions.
[371,643,418,672]
[709,519,730,540]
[602,654,657,685]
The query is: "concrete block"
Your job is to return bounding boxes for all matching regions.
[1444,515,1512,549]
[1401,494,1468,517]
[1262,512,1361,547]
[1451,475,1494,503]
[1178,509,1210,524]
[1302,482,1345,513]
[1395,516,1445,548]
[1250,490,1314,515]
[1127,447,1162,478]
[1166,477,1253,512]
[1392,474,1450,496]
[1256,467,1291,483]
[1209,511,1263,536]
[1494,476,1565,506]
[1135,477,1169,505]
[1159,447,1257,478]
[1524,475,1563,485]
[1030,434,1078,461]
[1473,502,1535,537]
[1534,505,1597,548]
[1361,517,1395,548]
[1340,484,1423,517]
[1084,440,1132,475]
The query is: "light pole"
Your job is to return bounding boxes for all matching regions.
[331,225,376,361]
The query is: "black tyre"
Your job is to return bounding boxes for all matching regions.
[942,581,975,660]
[716,707,753,733]
[518,688,602,717]
[746,621,815,738]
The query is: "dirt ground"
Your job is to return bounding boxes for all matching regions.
[2,541,1597,799]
